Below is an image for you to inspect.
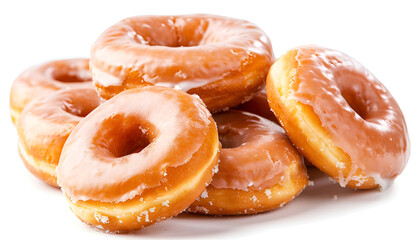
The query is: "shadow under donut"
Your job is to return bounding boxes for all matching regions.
[134,168,394,238]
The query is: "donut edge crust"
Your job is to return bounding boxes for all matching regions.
[93,61,268,113]
[187,158,308,215]
[18,141,58,187]
[10,106,20,125]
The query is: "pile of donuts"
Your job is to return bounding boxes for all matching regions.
[10,14,410,233]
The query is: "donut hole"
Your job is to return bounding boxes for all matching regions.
[129,17,216,48]
[62,105,91,118]
[52,70,92,83]
[335,71,370,120]
[94,114,152,158]
[218,128,246,149]
[61,94,100,118]
[54,73,89,83]
[340,90,368,120]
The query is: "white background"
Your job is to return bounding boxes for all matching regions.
[1,0,419,239]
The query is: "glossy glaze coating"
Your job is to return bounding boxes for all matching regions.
[212,110,301,190]
[16,88,102,186]
[188,110,307,215]
[267,46,409,188]
[57,86,216,202]
[10,59,92,124]
[90,14,274,112]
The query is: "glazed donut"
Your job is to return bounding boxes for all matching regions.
[90,14,275,112]
[188,110,308,215]
[10,58,92,125]
[235,88,278,122]
[16,88,102,187]
[266,45,410,189]
[57,86,220,232]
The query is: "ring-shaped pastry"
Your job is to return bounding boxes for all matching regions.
[10,58,92,124]
[17,88,101,186]
[188,110,307,215]
[57,86,220,232]
[267,46,410,189]
[90,14,274,112]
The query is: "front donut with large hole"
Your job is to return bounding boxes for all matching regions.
[57,86,220,232]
